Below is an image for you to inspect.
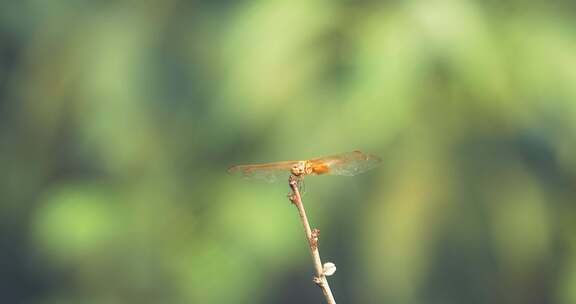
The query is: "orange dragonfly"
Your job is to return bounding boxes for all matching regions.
[228,150,381,183]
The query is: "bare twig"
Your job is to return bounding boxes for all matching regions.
[288,175,337,304]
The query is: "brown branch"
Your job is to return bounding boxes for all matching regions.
[288,175,337,304]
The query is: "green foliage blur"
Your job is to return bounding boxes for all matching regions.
[2,1,576,303]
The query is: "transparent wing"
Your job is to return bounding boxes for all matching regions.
[227,160,298,183]
[311,150,381,176]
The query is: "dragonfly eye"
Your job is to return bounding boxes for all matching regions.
[291,166,301,175]
[291,162,306,176]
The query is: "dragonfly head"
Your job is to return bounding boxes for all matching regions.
[291,161,313,176]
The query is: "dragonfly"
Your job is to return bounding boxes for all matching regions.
[227,150,381,184]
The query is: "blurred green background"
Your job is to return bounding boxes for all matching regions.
[2,0,576,303]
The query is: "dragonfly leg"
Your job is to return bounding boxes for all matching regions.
[287,175,298,203]
[287,175,306,200]
[297,177,306,196]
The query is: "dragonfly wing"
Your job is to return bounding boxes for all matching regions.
[227,160,297,183]
[313,150,381,176]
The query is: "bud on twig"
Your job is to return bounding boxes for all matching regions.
[323,262,337,276]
